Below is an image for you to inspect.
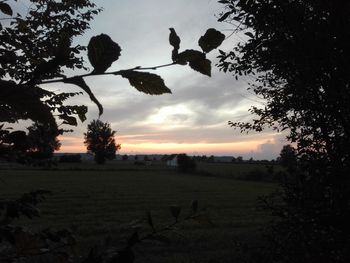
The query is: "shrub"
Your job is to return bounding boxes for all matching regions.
[177,154,196,173]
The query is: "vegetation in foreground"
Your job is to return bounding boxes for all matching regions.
[0,167,275,263]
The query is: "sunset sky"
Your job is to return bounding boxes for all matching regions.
[17,0,287,159]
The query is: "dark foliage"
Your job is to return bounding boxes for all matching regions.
[177,154,196,173]
[278,144,297,173]
[1,1,225,261]
[59,154,82,163]
[218,0,350,262]
[26,122,61,160]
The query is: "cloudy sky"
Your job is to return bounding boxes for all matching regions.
[19,0,287,159]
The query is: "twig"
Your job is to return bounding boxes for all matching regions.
[39,62,177,85]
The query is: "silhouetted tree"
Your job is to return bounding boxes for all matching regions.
[1,0,224,160]
[236,156,243,163]
[218,1,350,262]
[26,122,61,160]
[278,144,297,173]
[84,120,120,164]
[0,1,225,261]
[177,154,196,173]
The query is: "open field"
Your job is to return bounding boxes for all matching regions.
[0,164,277,262]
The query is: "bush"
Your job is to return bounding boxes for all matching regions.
[177,154,196,173]
[59,154,82,163]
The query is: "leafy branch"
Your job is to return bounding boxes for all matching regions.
[37,29,225,117]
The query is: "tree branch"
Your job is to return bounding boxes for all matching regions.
[39,62,177,85]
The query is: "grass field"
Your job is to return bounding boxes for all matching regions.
[0,163,277,262]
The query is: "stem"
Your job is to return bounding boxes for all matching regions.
[39,62,177,85]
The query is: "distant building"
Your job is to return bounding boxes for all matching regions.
[165,154,178,167]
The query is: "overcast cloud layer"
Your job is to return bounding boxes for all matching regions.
[19,0,287,159]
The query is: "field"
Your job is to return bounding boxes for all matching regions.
[0,162,277,263]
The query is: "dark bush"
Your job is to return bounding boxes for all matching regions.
[59,154,82,163]
[177,154,196,173]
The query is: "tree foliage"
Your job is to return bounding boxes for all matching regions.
[177,154,196,173]
[1,0,225,160]
[84,120,120,164]
[278,144,297,173]
[0,1,225,261]
[218,0,350,262]
[26,122,61,160]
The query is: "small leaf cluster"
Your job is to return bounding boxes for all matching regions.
[170,28,225,77]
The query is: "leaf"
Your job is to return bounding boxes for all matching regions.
[176,49,212,76]
[169,28,181,62]
[198,28,225,53]
[169,205,181,221]
[63,77,103,116]
[59,115,77,126]
[88,34,121,73]
[189,57,211,77]
[218,11,233,22]
[120,71,171,95]
[0,2,13,16]
[169,28,180,50]
[245,31,254,38]
[75,105,88,122]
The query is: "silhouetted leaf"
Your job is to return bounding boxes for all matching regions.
[169,28,180,50]
[245,31,254,38]
[120,71,171,95]
[169,205,181,222]
[190,57,211,77]
[59,115,77,126]
[218,11,233,22]
[198,28,225,53]
[176,49,212,76]
[0,2,12,16]
[63,77,103,116]
[88,34,121,73]
[169,28,181,62]
[75,105,88,122]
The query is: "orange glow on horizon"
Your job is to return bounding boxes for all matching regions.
[57,135,275,155]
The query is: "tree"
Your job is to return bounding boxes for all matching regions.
[278,144,297,173]
[26,122,61,161]
[84,119,120,164]
[0,1,225,261]
[177,154,196,173]
[1,0,225,147]
[218,1,350,262]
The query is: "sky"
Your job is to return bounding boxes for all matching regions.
[14,0,287,159]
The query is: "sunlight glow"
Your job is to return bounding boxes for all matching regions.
[144,104,193,125]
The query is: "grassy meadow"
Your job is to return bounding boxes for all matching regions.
[0,161,277,262]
